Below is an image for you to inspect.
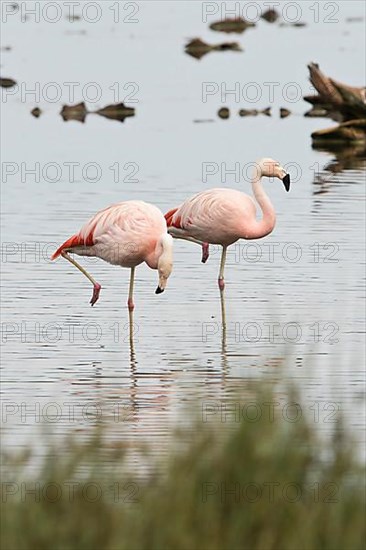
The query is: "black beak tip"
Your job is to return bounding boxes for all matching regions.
[155,286,164,294]
[282,173,290,192]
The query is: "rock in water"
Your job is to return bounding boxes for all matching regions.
[31,107,42,118]
[261,9,280,23]
[209,17,255,34]
[218,107,230,119]
[60,102,88,123]
[0,77,16,88]
[95,103,135,122]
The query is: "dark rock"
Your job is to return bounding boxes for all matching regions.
[280,108,291,118]
[31,107,42,118]
[0,77,16,88]
[60,102,88,123]
[218,107,230,119]
[95,103,135,122]
[261,9,280,23]
[209,17,255,34]
[185,38,242,59]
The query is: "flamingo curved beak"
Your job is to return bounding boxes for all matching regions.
[282,173,290,192]
[155,286,164,294]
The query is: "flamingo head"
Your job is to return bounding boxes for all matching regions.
[155,233,173,294]
[256,158,291,191]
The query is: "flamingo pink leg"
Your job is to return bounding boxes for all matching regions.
[127,267,135,311]
[90,283,101,306]
[61,251,102,306]
[218,246,227,291]
[201,242,209,263]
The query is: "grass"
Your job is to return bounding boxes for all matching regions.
[1,383,365,550]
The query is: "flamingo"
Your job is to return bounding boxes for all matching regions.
[165,158,290,293]
[52,200,173,311]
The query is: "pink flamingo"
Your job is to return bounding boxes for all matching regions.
[52,200,173,310]
[165,158,290,292]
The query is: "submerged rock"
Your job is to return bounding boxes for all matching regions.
[31,107,42,118]
[66,14,81,21]
[261,9,280,23]
[0,77,16,88]
[60,102,88,123]
[185,38,242,59]
[95,103,135,122]
[346,16,364,23]
[193,119,215,123]
[65,30,87,36]
[239,107,271,117]
[209,17,255,34]
[218,107,230,119]
[279,22,306,27]
[280,108,291,118]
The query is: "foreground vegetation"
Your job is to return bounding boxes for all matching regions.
[1,384,365,550]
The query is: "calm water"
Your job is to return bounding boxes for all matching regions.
[1,1,365,463]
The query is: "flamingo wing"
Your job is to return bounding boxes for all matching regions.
[52,201,165,261]
[51,204,114,260]
[165,189,256,244]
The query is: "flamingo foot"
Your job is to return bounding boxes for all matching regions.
[90,283,101,306]
[218,278,225,291]
[201,242,209,263]
[127,298,135,312]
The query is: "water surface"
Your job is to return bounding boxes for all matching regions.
[1,1,365,462]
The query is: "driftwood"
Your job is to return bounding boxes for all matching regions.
[305,63,366,120]
[311,119,366,144]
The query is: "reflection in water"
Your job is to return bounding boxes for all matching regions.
[220,302,228,384]
[60,102,136,123]
[128,339,139,426]
[185,38,242,60]
[95,103,135,123]
[60,102,88,123]
[312,142,366,196]
[313,142,366,173]
[209,17,256,34]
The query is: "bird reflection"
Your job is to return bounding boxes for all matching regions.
[127,330,139,425]
[219,290,229,383]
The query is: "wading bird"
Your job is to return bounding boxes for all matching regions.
[165,158,290,293]
[52,200,173,311]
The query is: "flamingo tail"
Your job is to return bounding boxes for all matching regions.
[51,235,84,260]
[164,207,181,228]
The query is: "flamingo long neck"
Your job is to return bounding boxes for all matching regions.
[250,172,276,238]
[145,234,172,270]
